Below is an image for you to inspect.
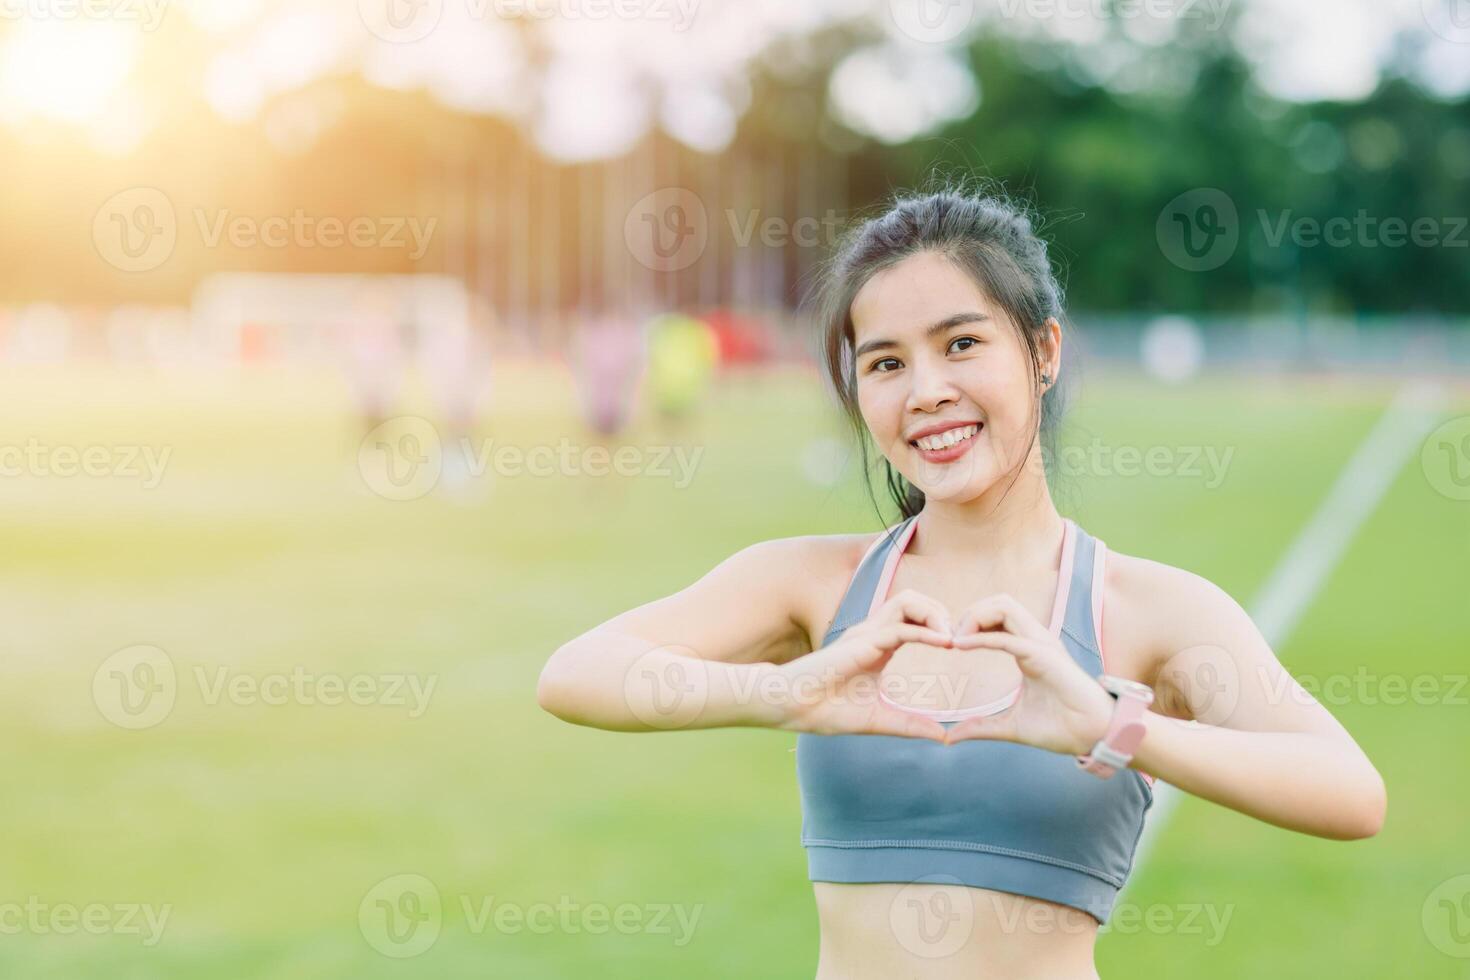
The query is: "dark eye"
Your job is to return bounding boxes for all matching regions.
[868,357,901,374]
[949,336,981,353]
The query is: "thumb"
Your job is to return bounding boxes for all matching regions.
[841,622,946,674]
[943,711,1017,746]
[870,703,949,742]
[845,637,900,674]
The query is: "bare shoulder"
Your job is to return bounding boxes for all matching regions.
[740,529,883,652]
[1100,547,1257,701]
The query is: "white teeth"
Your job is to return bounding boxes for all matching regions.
[915,423,978,451]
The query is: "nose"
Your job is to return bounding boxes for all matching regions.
[905,353,960,414]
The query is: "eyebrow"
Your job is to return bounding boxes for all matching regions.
[853,312,990,359]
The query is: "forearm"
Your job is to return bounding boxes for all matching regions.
[537,629,786,732]
[1128,713,1386,840]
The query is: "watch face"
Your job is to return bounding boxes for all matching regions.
[1100,674,1154,704]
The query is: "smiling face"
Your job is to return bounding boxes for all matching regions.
[850,249,1059,503]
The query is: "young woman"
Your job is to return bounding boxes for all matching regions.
[537,189,1386,979]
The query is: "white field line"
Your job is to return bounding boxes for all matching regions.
[1123,380,1449,890]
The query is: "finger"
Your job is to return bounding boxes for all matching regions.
[834,623,954,679]
[949,629,1050,671]
[953,593,1046,642]
[943,709,1017,746]
[869,704,949,742]
[862,622,954,660]
[875,589,954,636]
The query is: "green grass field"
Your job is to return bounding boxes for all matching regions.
[0,361,1465,978]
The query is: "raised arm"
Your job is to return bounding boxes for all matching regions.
[1115,555,1388,840]
[534,535,830,733]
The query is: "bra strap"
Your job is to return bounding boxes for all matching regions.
[822,517,915,643]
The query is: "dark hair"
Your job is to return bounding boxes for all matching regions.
[810,183,1072,525]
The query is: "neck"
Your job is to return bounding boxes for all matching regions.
[908,445,1063,567]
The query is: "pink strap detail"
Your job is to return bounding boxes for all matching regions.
[878,680,1023,722]
[1046,519,1075,640]
[869,518,1075,638]
[868,518,1076,721]
[865,517,921,616]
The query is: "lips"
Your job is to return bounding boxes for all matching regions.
[909,421,982,463]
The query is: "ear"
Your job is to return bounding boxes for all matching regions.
[1040,317,1063,388]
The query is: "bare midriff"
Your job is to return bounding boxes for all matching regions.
[812,881,1101,980]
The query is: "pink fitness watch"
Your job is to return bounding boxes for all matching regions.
[1076,674,1154,779]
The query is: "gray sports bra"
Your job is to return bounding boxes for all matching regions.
[795,514,1154,924]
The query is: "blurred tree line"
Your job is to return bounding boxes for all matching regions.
[744,15,1469,317]
[3,9,1464,320]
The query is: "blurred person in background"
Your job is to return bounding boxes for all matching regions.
[568,313,645,506]
[341,283,406,438]
[644,311,718,434]
[572,313,644,440]
[421,316,494,499]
